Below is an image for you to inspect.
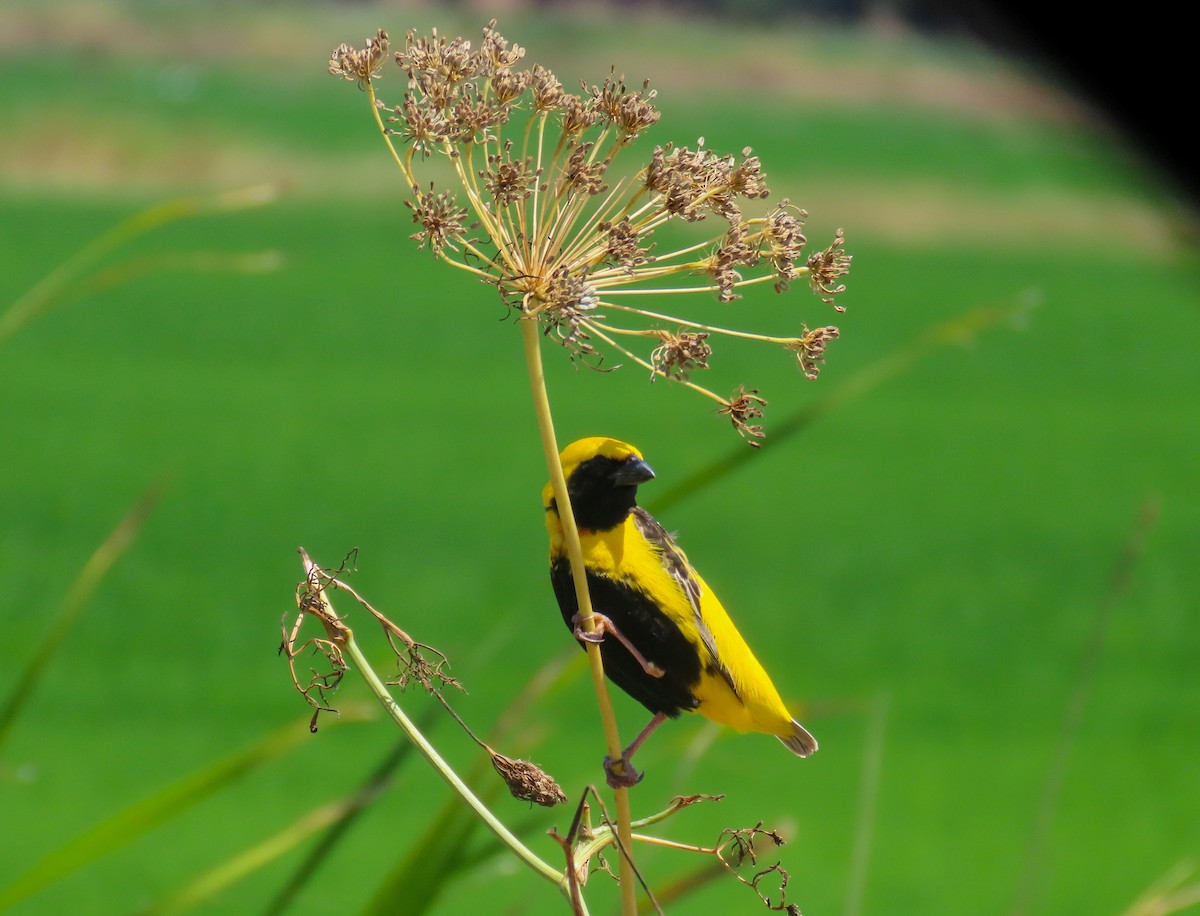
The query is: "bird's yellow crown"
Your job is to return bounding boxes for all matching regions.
[541,437,644,509]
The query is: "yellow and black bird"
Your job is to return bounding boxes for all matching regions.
[544,436,817,786]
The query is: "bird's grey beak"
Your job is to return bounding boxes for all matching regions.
[612,455,655,486]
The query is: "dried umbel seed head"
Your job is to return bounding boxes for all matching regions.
[808,228,852,310]
[651,331,712,381]
[393,94,451,156]
[599,218,651,270]
[789,325,840,380]
[329,28,390,88]
[329,21,851,444]
[590,70,661,139]
[706,222,761,303]
[727,148,770,199]
[405,186,470,251]
[479,19,526,72]
[719,386,768,445]
[482,143,540,207]
[530,64,566,111]
[536,267,600,356]
[561,142,609,196]
[763,201,808,292]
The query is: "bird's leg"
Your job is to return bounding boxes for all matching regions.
[603,712,668,788]
[572,612,665,678]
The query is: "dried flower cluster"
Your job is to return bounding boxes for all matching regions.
[490,750,568,808]
[331,23,851,443]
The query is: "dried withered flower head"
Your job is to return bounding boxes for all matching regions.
[329,29,390,89]
[482,142,540,207]
[490,750,567,808]
[599,218,651,270]
[788,325,840,380]
[651,331,712,381]
[405,185,469,251]
[808,228,852,310]
[329,22,851,443]
[719,386,768,445]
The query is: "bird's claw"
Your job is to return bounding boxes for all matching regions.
[603,755,644,789]
[572,618,604,644]
[571,612,664,678]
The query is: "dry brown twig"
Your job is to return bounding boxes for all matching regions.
[286,548,566,807]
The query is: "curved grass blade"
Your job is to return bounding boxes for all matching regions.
[1011,498,1161,915]
[0,184,280,349]
[1123,860,1200,916]
[260,725,431,915]
[653,297,1033,514]
[0,479,165,751]
[0,707,370,910]
[144,738,406,915]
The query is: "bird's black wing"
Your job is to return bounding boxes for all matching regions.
[631,508,740,699]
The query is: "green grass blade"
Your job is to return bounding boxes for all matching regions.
[0,709,368,909]
[0,184,280,348]
[143,797,362,916]
[361,779,497,916]
[1123,860,1200,916]
[1011,498,1161,914]
[0,479,165,750]
[261,728,430,915]
[652,297,1031,514]
[144,739,404,916]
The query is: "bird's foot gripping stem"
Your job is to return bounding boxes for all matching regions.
[602,755,644,789]
[571,612,665,678]
[600,712,668,789]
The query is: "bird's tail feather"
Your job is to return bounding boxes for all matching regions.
[777,719,818,757]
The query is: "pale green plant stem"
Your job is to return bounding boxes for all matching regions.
[520,315,640,916]
[334,610,569,893]
[598,302,805,346]
[555,178,632,269]
[529,113,549,263]
[602,271,782,293]
[367,86,414,187]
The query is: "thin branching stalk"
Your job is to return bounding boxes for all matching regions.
[295,552,567,896]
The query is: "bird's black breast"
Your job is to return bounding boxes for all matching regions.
[550,558,702,718]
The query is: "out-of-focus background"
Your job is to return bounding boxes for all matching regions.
[2,1,1196,913]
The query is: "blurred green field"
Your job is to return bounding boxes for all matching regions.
[2,3,1198,914]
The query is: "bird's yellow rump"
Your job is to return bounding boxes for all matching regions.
[544,436,816,783]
